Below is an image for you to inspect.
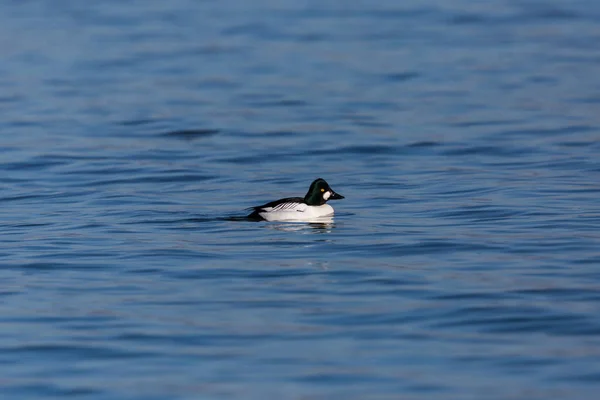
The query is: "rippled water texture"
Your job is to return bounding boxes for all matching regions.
[2,0,600,399]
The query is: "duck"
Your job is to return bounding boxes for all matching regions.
[248,178,344,222]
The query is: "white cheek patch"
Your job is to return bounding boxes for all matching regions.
[323,191,331,200]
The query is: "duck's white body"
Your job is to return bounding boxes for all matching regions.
[258,202,334,222]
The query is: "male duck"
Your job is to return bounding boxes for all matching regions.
[248,178,344,222]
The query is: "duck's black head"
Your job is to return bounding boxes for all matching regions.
[304,178,344,206]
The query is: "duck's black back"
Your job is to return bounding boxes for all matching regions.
[247,197,304,220]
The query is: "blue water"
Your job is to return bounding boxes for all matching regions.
[2,0,600,398]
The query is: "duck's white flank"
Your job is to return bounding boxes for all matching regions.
[258,202,334,222]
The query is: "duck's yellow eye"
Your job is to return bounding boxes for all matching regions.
[321,188,325,192]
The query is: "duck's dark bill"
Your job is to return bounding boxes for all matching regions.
[330,191,344,200]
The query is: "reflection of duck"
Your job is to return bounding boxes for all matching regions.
[248,178,344,222]
[268,217,335,233]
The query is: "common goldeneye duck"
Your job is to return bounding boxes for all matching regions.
[248,178,344,222]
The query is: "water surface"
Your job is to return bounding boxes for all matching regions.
[1,1,600,399]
